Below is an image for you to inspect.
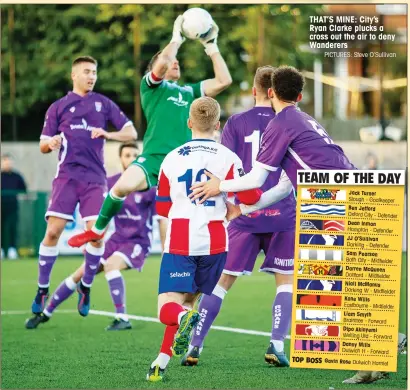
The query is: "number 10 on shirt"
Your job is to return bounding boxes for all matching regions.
[178,168,216,207]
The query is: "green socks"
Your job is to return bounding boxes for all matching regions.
[92,190,125,234]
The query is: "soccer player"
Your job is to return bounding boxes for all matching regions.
[31,55,137,318]
[26,143,166,330]
[182,66,296,367]
[146,97,262,382]
[68,15,232,249]
[189,65,356,213]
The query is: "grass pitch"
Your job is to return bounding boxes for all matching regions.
[1,255,407,389]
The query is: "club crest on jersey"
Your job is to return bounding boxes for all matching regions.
[69,106,76,113]
[134,194,142,203]
[307,188,339,200]
[178,146,191,156]
[95,102,102,112]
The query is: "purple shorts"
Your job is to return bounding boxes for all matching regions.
[100,238,150,271]
[46,177,106,222]
[224,225,295,276]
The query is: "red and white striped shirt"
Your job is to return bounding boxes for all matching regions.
[156,139,260,256]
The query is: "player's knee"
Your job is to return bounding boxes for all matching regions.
[44,225,64,243]
[219,273,236,291]
[104,261,119,273]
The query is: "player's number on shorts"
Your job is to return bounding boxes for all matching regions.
[308,120,334,144]
[178,168,216,206]
[244,130,260,166]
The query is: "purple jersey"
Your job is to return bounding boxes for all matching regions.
[256,106,356,188]
[41,92,131,184]
[221,106,296,233]
[108,174,156,246]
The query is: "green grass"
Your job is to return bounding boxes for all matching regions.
[1,255,407,389]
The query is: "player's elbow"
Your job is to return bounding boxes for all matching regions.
[236,189,263,205]
[222,75,233,88]
[128,127,138,141]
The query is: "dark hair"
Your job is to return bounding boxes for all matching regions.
[254,66,275,96]
[72,56,98,67]
[271,66,305,102]
[146,51,162,73]
[119,142,139,157]
[1,153,11,159]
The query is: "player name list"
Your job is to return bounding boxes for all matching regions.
[290,170,405,372]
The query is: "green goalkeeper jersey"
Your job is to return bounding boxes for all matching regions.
[140,71,204,156]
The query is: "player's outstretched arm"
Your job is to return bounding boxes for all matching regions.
[189,165,269,203]
[225,173,293,221]
[200,21,232,97]
[239,172,293,214]
[152,15,185,79]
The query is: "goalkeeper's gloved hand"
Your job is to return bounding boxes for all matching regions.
[171,15,185,45]
[199,21,219,56]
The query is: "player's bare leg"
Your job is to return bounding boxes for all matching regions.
[183,273,234,365]
[31,216,67,315]
[148,292,200,382]
[68,165,148,247]
[103,256,132,330]
[264,273,293,367]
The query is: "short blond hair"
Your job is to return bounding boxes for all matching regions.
[254,66,275,96]
[189,97,221,133]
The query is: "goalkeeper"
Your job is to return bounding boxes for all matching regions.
[69,15,232,248]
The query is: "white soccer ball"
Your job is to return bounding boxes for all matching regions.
[182,8,213,40]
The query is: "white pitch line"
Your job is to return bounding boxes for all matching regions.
[2,309,290,339]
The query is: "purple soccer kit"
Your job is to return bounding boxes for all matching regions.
[45,175,156,320]
[41,91,132,221]
[256,105,356,188]
[101,174,156,271]
[221,106,296,276]
[191,107,296,352]
[37,92,132,292]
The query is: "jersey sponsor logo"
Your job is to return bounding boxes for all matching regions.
[95,102,102,112]
[257,112,272,117]
[300,204,346,216]
[69,118,97,132]
[178,146,192,156]
[117,209,142,221]
[178,144,218,156]
[245,208,281,218]
[167,92,189,107]
[170,272,191,278]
